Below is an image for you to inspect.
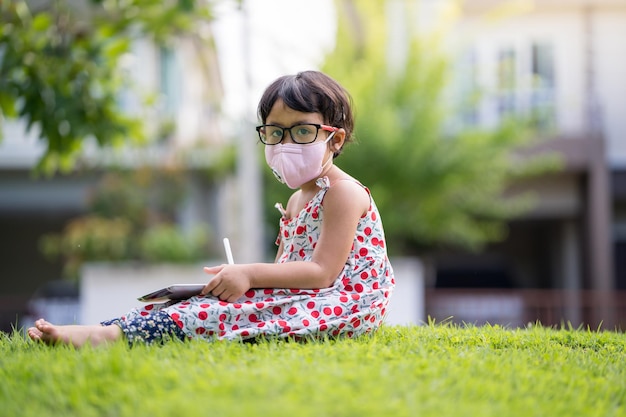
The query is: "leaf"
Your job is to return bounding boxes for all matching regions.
[0,92,16,117]
[31,14,50,31]
[102,38,131,60]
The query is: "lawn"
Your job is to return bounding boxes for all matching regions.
[1,323,624,417]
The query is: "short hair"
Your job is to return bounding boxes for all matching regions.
[257,71,354,156]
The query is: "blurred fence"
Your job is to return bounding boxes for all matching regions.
[425,289,626,331]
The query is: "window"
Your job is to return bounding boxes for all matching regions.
[453,40,557,130]
[529,42,556,130]
[159,46,180,116]
[532,42,555,89]
[458,49,479,126]
[497,47,517,117]
[492,42,556,129]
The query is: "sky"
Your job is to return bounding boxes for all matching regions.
[211,0,337,121]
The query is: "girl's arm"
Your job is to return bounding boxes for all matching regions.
[202,180,370,302]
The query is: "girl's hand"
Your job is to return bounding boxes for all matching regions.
[201,264,251,303]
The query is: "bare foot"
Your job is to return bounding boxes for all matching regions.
[27,318,123,348]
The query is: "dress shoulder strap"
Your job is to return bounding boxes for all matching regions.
[319,177,372,205]
[274,202,287,217]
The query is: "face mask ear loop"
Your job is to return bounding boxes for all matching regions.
[324,130,337,145]
[320,131,336,170]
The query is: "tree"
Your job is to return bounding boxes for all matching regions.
[0,0,215,174]
[318,0,560,255]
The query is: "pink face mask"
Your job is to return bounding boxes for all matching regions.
[265,132,335,189]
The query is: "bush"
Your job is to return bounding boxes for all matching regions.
[40,167,211,279]
[140,224,209,263]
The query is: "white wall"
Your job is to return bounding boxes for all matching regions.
[384,258,426,326]
[80,263,214,324]
[0,120,45,168]
[593,10,626,167]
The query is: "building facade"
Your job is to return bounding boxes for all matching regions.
[420,0,626,328]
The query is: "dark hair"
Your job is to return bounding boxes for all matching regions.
[257,71,354,157]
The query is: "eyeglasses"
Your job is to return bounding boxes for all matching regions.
[256,123,338,145]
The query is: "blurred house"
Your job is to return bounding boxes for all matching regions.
[0,34,232,332]
[419,0,626,328]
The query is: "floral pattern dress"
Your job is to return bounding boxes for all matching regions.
[124,177,395,342]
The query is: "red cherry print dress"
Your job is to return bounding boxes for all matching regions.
[128,177,395,341]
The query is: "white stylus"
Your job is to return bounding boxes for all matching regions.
[223,238,234,264]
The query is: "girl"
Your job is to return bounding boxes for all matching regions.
[28,71,395,347]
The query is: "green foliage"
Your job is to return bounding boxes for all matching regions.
[1,324,625,417]
[140,224,209,263]
[0,0,214,174]
[39,166,211,279]
[39,215,135,276]
[320,1,561,254]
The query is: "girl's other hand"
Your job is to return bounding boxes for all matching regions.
[201,264,251,303]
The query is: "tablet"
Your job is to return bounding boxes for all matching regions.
[137,284,205,302]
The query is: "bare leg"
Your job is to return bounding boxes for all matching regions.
[27,318,123,348]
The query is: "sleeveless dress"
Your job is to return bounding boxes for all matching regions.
[119,177,395,342]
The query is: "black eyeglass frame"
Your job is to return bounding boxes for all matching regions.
[255,123,338,145]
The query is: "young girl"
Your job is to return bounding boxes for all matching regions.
[28,70,395,347]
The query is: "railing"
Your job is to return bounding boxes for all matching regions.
[425,289,626,331]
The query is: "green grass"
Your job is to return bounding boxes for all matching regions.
[1,324,624,417]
